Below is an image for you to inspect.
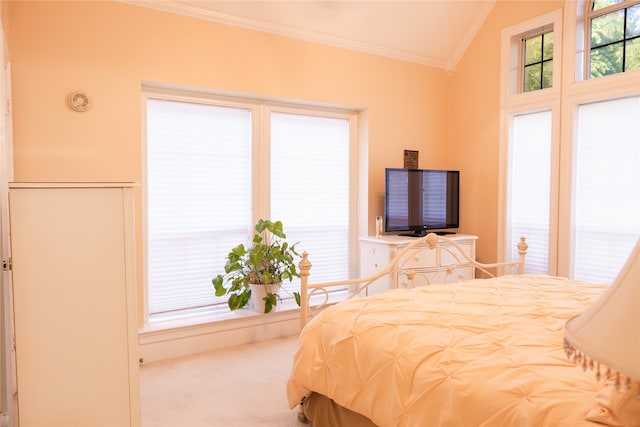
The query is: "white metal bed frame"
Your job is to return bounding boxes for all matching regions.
[298,232,528,328]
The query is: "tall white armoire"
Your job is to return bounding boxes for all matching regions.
[8,183,140,427]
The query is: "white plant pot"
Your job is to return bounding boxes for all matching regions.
[249,283,281,313]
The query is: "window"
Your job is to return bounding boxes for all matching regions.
[499,9,562,273]
[507,111,552,273]
[523,31,554,92]
[572,96,640,283]
[587,0,640,78]
[502,11,560,98]
[270,111,352,294]
[146,99,252,317]
[144,88,356,321]
[500,6,640,283]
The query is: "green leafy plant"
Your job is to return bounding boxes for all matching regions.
[212,219,301,313]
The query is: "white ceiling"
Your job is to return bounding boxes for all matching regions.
[123,0,496,71]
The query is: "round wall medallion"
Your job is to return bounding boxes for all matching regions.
[67,91,91,112]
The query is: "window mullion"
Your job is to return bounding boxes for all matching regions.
[253,103,270,224]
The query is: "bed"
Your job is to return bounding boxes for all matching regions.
[286,233,640,427]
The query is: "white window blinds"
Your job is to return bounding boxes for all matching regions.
[573,96,640,283]
[270,112,350,286]
[146,97,354,319]
[508,110,552,274]
[146,99,253,316]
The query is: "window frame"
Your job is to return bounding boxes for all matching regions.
[141,83,359,323]
[521,26,555,93]
[559,0,640,276]
[499,2,640,279]
[584,0,640,79]
[499,9,563,272]
[501,11,562,100]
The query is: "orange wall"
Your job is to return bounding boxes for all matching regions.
[6,1,450,323]
[447,0,563,262]
[7,0,449,217]
[6,1,570,293]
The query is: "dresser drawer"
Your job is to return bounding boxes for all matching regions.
[398,245,437,269]
[398,268,440,287]
[399,266,474,287]
[440,241,474,266]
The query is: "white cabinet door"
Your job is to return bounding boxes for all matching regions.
[9,184,140,427]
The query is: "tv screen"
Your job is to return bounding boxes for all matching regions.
[384,168,459,236]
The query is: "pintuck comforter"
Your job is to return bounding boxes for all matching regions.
[286,274,611,427]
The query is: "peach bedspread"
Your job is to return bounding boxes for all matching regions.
[287,274,609,427]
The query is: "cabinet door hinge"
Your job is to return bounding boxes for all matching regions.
[2,257,11,271]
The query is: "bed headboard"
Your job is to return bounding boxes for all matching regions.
[298,233,528,329]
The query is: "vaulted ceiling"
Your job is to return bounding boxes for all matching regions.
[123,1,497,71]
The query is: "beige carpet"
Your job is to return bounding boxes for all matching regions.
[141,336,306,427]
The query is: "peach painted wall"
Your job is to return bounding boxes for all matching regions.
[447,0,564,263]
[5,1,574,287]
[6,1,450,324]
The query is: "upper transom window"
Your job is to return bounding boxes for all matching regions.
[523,30,554,92]
[587,0,640,78]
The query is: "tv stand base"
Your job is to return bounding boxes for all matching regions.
[399,230,456,237]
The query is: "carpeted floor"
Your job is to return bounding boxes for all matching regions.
[140,336,305,427]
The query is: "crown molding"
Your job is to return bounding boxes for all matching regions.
[121,0,450,69]
[447,1,496,73]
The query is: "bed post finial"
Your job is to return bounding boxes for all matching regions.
[517,236,528,274]
[299,252,312,329]
[426,232,439,248]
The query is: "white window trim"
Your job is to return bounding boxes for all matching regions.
[263,102,360,282]
[557,0,640,277]
[498,9,563,271]
[138,82,364,361]
[140,84,263,322]
[564,0,640,90]
[499,9,563,106]
[567,0,640,84]
[499,2,640,276]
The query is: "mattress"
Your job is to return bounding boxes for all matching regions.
[286,274,617,427]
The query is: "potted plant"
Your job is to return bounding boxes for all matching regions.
[212,219,301,313]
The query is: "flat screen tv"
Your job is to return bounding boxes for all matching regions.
[384,168,459,237]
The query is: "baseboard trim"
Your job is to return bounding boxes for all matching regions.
[138,307,301,363]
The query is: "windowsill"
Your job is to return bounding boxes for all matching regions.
[139,289,350,335]
[137,289,352,362]
[140,298,300,334]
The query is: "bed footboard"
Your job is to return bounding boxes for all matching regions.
[298,233,528,328]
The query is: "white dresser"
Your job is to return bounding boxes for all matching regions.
[8,183,140,427]
[360,234,478,295]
